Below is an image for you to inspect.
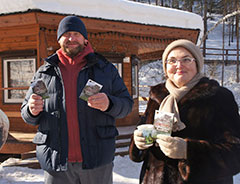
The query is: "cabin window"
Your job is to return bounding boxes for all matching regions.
[132,58,139,99]
[3,58,36,103]
[113,63,122,77]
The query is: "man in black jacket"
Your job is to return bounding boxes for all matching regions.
[21,15,133,184]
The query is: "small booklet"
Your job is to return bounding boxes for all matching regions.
[79,79,103,101]
[31,79,49,99]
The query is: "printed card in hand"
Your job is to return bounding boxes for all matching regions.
[153,111,174,137]
[79,79,103,101]
[31,79,49,99]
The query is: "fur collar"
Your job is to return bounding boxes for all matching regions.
[150,77,220,105]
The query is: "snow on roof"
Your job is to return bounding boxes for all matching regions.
[0,0,203,43]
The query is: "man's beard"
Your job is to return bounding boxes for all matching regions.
[62,42,85,58]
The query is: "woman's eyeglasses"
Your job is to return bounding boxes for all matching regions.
[166,57,195,66]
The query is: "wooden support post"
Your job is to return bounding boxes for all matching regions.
[221,1,227,86]
[203,0,207,57]
[236,0,239,82]
[222,20,225,86]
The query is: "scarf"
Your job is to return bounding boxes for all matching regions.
[159,73,204,132]
[56,42,94,162]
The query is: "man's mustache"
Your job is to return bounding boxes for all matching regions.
[66,41,80,45]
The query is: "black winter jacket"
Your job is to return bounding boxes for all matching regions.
[21,52,133,172]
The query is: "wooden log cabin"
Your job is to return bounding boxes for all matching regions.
[0,0,203,156]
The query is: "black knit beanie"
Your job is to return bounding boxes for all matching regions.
[57,16,88,40]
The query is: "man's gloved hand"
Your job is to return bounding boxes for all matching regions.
[133,129,153,150]
[156,135,187,159]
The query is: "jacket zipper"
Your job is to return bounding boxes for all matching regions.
[55,66,65,170]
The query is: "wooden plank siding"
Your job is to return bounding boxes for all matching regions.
[7,117,37,133]
[0,13,37,27]
[122,61,132,94]
[116,98,139,127]
[0,132,36,154]
[0,14,41,155]
[0,12,200,57]
[82,16,199,42]
[0,25,38,52]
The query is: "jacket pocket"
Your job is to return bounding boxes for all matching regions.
[96,125,119,139]
[32,131,57,172]
[32,131,48,144]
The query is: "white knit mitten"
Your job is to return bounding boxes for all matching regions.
[156,135,187,159]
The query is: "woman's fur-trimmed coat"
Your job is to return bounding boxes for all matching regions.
[129,77,240,184]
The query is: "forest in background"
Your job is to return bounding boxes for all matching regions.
[129,0,240,49]
[129,0,238,15]
[129,0,240,83]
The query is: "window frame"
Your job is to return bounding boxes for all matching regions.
[3,57,36,103]
[113,62,122,77]
[131,57,139,99]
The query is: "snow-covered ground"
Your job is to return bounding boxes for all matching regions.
[0,156,142,184]
[0,152,240,184]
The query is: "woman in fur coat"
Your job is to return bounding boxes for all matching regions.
[129,39,240,184]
